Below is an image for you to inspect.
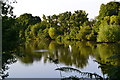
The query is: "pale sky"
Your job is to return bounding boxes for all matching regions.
[12,0,119,19]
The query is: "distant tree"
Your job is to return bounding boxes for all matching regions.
[16,13,41,29]
[16,13,41,39]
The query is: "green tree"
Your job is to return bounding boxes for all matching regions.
[16,13,41,39]
[16,13,41,30]
[101,15,120,25]
[97,1,120,21]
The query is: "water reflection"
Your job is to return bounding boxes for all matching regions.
[95,43,120,80]
[16,41,96,68]
[15,41,120,69]
[2,40,120,79]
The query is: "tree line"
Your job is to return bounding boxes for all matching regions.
[2,1,120,51]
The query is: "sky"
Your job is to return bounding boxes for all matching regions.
[12,0,119,19]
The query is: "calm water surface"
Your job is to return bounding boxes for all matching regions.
[8,56,102,78]
[3,40,120,78]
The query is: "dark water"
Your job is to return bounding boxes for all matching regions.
[2,40,120,79]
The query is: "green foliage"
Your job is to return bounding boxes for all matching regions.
[3,1,120,48]
[56,35,62,41]
[97,1,120,21]
[25,22,50,40]
[16,13,41,29]
[38,28,50,39]
[76,26,95,41]
[97,2,120,42]
[69,27,79,40]
[16,13,41,39]
[101,15,120,25]
[101,16,110,25]
[42,10,89,37]
[97,25,120,42]
[25,23,40,39]
[110,15,120,25]
[48,27,58,39]
[14,10,90,41]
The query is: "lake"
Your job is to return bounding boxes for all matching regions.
[2,40,120,79]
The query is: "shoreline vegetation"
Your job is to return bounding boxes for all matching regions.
[2,1,120,46]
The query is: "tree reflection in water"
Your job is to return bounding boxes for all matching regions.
[95,43,120,80]
[1,40,120,79]
[16,40,95,68]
